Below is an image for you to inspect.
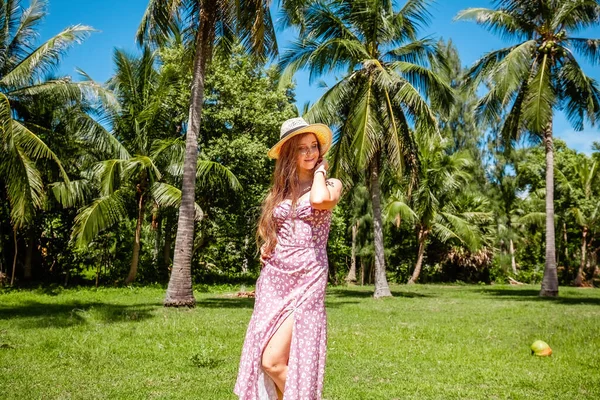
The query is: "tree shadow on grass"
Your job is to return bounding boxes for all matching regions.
[194,288,432,311]
[327,288,432,299]
[0,300,160,329]
[482,288,600,306]
[196,297,255,309]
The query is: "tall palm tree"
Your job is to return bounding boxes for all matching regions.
[386,136,488,284]
[558,156,599,285]
[281,0,452,297]
[456,0,600,297]
[136,0,276,306]
[56,48,240,284]
[0,0,109,285]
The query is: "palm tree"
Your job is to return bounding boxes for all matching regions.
[487,149,545,275]
[0,0,108,285]
[57,48,240,284]
[558,156,599,285]
[136,0,276,306]
[386,136,488,284]
[344,184,372,284]
[456,0,600,297]
[281,0,453,297]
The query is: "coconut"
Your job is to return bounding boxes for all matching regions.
[530,340,552,356]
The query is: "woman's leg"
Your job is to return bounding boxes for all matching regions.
[261,314,294,399]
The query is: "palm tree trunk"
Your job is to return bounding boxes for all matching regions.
[126,193,145,284]
[24,228,35,279]
[408,227,427,284]
[563,221,568,264]
[345,222,358,283]
[10,227,17,286]
[153,211,162,265]
[591,248,599,285]
[164,5,216,307]
[369,156,392,298]
[540,121,558,297]
[360,258,364,286]
[241,233,249,274]
[163,221,172,269]
[510,238,517,275]
[574,226,588,286]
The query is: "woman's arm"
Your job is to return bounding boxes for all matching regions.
[310,159,343,210]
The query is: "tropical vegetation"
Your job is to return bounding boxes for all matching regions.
[1,0,599,301]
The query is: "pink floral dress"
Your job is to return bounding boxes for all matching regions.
[234,197,332,399]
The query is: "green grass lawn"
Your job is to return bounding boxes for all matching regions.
[1,284,599,399]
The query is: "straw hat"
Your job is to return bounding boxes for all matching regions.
[267,117,333,159]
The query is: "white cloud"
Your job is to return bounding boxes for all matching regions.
[555,129,599,155]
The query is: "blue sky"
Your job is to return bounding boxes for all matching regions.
[39,0,600,154]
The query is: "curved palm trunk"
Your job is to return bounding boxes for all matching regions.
[126,193,145,284]
[163,219,172,268]
[574,226,588,286]
[369,157,392,298]
[345,221,358,283]
[153,211,162,264]
[563,221,568,264]
[540,121,558,297]
[10,227,17,286]
[510,238,517,275]
[164,5,216,307]
[24,228,35,279]
[408,226,428,284]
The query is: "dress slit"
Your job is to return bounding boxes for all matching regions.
[258,307,298,399]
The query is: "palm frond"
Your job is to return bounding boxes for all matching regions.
[517,211,545,227]
[50,179,92,208]
[395,0,434,40]
[454,7,533,41]
[3,145,43,229]
[558,51,600,129]
[196,160,242,192]
[347,74,378,170]
[435,211,481,250]
[150,137,185,176]
[522,54,556,135]
[389,60,455,116]
[1,24,93,88]
[385,196,417,226]
[136,0,181,46]
[6,0,46,63]
[552,0,600,32]
[75,113,130,160]
[92,159,124,196]
[71,190,128,248]
[568,38,600,66]
[150,182,204,221]
[279,37,367,86]
[124,155,162,183]
[237,0,277,60]
[12,119,70,183]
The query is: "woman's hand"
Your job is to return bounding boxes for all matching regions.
[259,244,271,266]
[313,158,328,176]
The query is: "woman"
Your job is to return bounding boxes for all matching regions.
[234,117,342,400]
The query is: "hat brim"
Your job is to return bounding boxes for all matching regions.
[267,123,333,160]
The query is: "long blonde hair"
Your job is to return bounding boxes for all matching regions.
[256,133,321,256]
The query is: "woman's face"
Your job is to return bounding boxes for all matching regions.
[296,133,320,171]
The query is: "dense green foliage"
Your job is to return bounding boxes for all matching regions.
[0,0,599,292]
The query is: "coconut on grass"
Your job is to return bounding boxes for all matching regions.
[531,340,552,356]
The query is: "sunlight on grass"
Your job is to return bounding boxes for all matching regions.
[0,285,599,399]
